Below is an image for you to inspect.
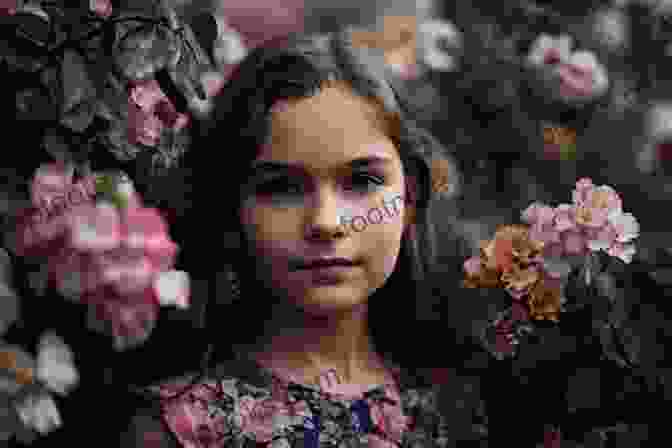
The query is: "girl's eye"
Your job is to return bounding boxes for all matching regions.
[347,173,386,192]
[254,178,303,195]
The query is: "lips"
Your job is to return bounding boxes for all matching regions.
[294,258,357,270]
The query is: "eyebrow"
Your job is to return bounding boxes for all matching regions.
[250,156,395,174]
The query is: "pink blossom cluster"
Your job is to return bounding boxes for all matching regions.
[11,163,189,351]
[522,178,639,274]
[127,80,190,148]
[527,34,609,102]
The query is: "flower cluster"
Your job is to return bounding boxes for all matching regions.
[127,80,190,148]
[463,178,639,358]
[527,33,609,103]
[0,332,78,443]
[10,163,190,351]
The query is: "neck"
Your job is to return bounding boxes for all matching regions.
[251,301,386,385]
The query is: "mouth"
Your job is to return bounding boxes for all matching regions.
[293,257,358,270]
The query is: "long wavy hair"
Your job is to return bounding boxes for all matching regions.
[176,28,468,378]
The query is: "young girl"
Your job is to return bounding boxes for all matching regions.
[118,27,656,448]
[119,28,481,447]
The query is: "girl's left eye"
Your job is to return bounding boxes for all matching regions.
[346,173,386,191]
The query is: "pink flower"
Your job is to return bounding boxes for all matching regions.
[573,182,623,228]
[90,298,158,350]
[66,203,122,252]
[493,319,517,357]
[368,387,410,443]
[201,71,227,98]
[12,211,69,257]
[121,207,178,269]
[129,80,166,112]
[544,427,562,448]
[237,397,285,442]
[94,249,155,295]
[155,100,190,132]
[29,164,97,218]
[368,434,399,448]
[30,163,74,211]
[561,229,587,256]
[607,242,636,264]
[128,104,164,147]
[48,248,102,300]
[463,256,482,276]
[528,34,609,102]
[0,0,17,16]
[586,224,619,252]
[90,0,112,18]
[522,202,555,226]
[523,202,561,245]
[553,204,576,232]
[161,387,230,447]
[556,50,609,101]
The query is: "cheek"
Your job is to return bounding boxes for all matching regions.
[240,198,301,248]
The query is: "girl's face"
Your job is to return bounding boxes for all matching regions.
[240,82,414,316]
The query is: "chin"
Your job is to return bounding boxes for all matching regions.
[293,286,370,315]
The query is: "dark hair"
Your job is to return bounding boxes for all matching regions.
[177,29,465,382]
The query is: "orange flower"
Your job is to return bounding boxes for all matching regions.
[0,350,34,385]
[14,367,35,385]
[462,257,501,289]
[501,264,541,295]
[482,225,544,272]
[526,278,563,322]
[0,350,17,370]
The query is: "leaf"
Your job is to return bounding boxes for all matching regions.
[13,4,50,47]
[16,86,56,122]
[0,249,19,336]
[113,25,181,81]
[42,128,73,163]
[60,49,97,130]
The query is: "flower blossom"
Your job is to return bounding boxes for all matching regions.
[0,332,78,440]
[527,33,609,102]
[89,0,112,19]
[127,80,189,147]
[418,19,462,72]
[12,165,190,351]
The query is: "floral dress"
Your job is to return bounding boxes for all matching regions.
[123,351,478,448]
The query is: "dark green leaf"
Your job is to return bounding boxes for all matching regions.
[113,25,180,81]
[61,49,97,115]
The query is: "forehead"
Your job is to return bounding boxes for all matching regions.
[261,82,400,167]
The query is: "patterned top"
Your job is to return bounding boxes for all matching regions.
[120,350,649,448]
[122,351,483,448]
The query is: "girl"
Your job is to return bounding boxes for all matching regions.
[120,28,482,447]
[117,24,660,448]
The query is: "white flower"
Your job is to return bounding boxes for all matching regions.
[153,270,190,309]
[593,7,628,51]
[527,33,573,68]
[608,212,640,243]
[418,19,462,72]
[527,33,609,102]
[14,394,61,435]
[213,15,247,68]
[36,332,79,396]
[647,102,672,141]
[557,50,609,101]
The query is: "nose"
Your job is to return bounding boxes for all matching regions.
[304,186,348,240]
